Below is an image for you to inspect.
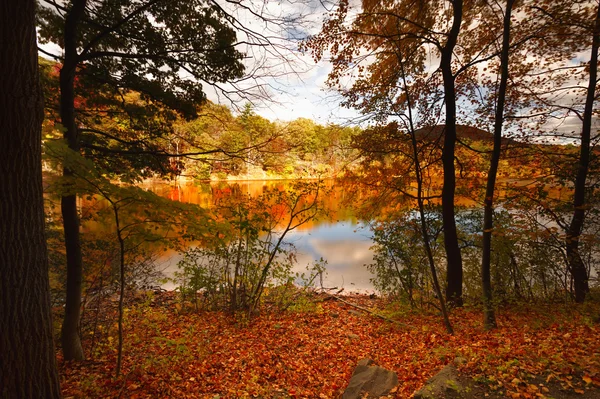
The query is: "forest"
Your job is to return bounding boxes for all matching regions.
[1,0,600,398]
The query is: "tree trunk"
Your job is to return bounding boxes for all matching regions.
[61,194,85,360]
[0,1,62,396]
[59,0,87,361]
[440,0,464,307]
[481,0,515,330]
[565,3,599,304]
[113,203,126,377]
[399,57,454,334]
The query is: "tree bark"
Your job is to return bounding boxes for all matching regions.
[0,1,62,396]
[565,3,600,304]
[440,0,464,307]
[481,0,515,330]
[113,202,126,377]
[400,59,454,334]
[60,0,87,361]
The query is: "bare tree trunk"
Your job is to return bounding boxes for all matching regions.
[59,0,87,361]
[414,157,454,334]
[113,203,126,377]
[0,1,62,396]
[440,0,464,307]
[400,58,454,334]
[481,0,515,330]
[565,3,599,303]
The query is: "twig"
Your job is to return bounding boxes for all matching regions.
[323,292,412,329]
[116,370,134,398]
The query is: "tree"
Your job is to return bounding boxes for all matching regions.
[564,2,600,303]
[237,103,281,175]
[505,0,600,303]
[335,27,456,329]
[0,0,61,396]
[174,180,325,315]
[438,0,465,307]
[304,0,506,306]
[481,0,516,330]
[37,0,247,360]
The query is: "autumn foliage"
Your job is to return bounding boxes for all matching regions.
[58,292,600,398]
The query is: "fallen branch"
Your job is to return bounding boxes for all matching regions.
[323,292,412,329]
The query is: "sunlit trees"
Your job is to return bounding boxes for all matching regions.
[37,0,252,360]
[304,0,503,306]
[237,104,282,176]
[168,104,360,180]
[0,0,61,396]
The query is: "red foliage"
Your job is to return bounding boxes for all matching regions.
[58,294,600,398]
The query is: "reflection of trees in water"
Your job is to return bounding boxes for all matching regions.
[172,180,325,314]
[141,179,366,231]
[79,179,599,303]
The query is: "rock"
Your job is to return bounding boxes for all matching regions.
[413,364,463,399]
[346,333,360,340]
[342,358,398,399]
[348,310,363,317]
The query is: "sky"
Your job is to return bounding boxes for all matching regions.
[36,0,595,140]
[201,0,364,126]
[246,61,360,125]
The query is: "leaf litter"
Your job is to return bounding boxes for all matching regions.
[59,292,600,398]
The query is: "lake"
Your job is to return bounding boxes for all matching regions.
[139,177,573,294]
[76,176,574,295]
[145,179,379,293]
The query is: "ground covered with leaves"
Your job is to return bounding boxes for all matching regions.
[59,292,600,398]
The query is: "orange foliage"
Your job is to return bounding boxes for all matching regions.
[59,294,600,398]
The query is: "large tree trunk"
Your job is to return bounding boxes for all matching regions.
[60,0,87,361]
[440,0,464,307]
[481,0,515,330]
[61,194,85,360]
[565,3,600,304]
[0,1,62,396]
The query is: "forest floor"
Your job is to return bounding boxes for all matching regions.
[58,291,600,398]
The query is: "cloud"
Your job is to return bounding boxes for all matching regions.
[288,224,376,292]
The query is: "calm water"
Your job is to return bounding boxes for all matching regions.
[149,179,378,293]
[80,177,574,293]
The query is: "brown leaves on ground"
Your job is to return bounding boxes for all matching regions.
[59,293,600,398]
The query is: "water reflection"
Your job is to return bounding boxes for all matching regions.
[79,177,574,294]
[150,180,378,292]
[287,222,376,293]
